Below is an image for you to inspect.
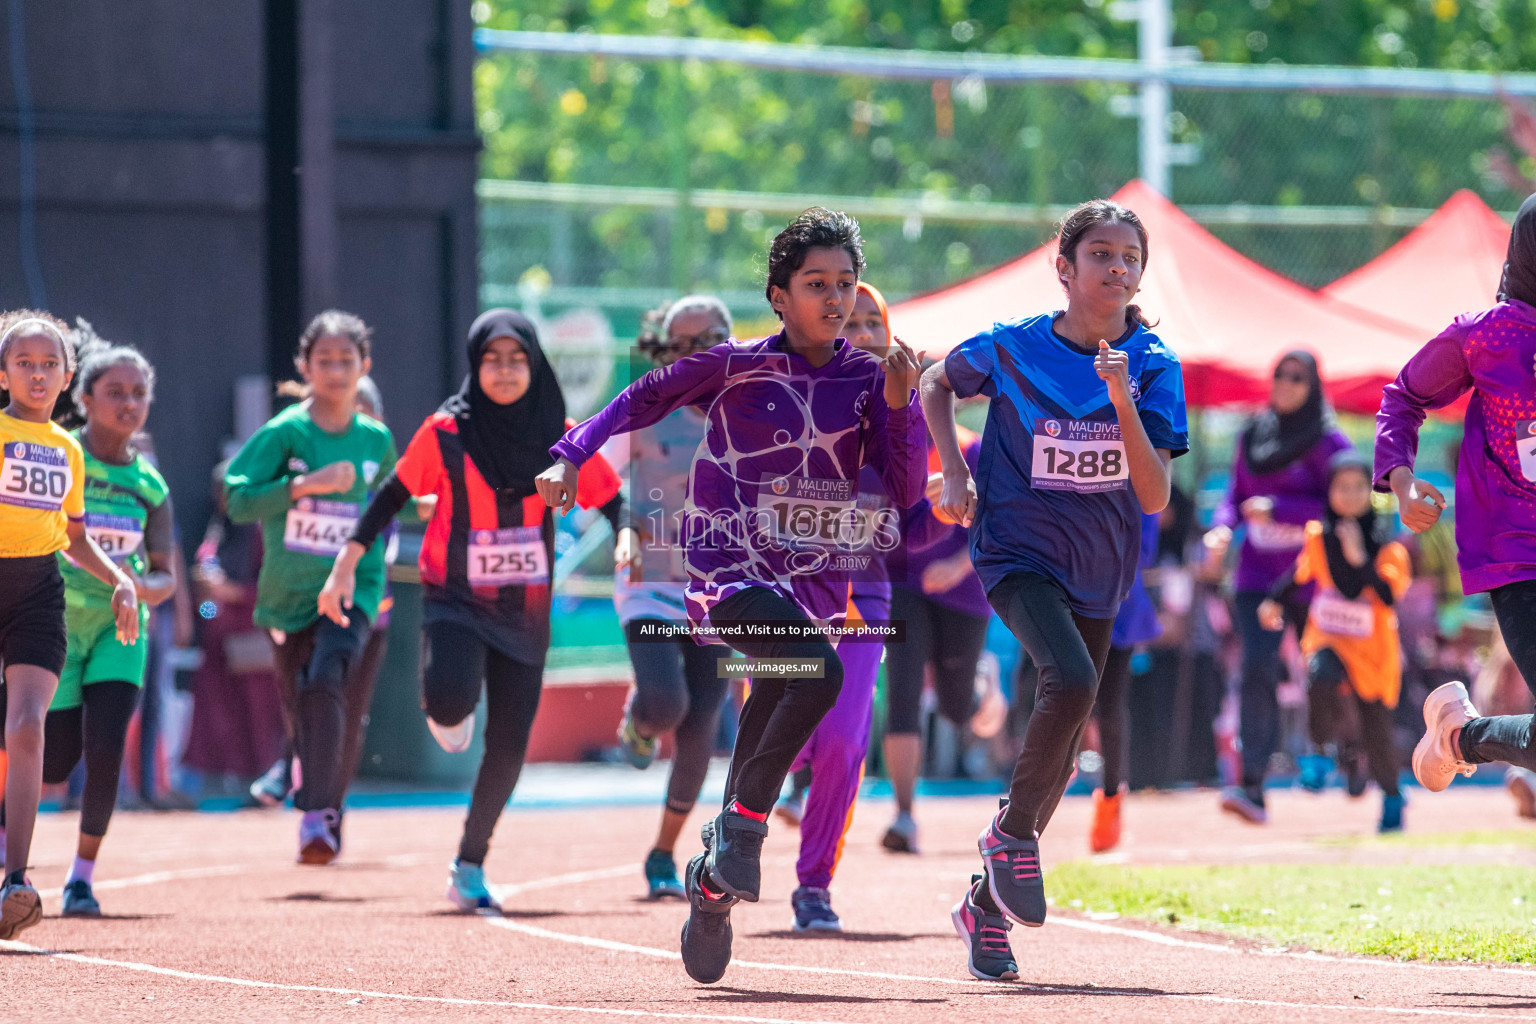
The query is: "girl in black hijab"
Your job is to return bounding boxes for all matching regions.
[1204,349,1352,825]
[319,308,626,912]
[1498,193,1536,309]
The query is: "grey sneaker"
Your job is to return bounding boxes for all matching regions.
[61,879,102,918]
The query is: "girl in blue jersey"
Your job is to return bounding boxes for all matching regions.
[923,200,1188,981]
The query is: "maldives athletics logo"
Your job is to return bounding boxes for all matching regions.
[1043,420,1062,438]
[770,477,790,495]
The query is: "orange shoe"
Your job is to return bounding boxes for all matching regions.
[1089,788,1122,853]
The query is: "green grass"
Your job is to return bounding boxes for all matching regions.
[1317,829,1536,849]
[1049,862,1536,962]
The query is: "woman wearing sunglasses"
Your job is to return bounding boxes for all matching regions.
[1204,352,1351,824]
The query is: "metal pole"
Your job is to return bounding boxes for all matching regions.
[299,0,338,315]
[1139,0,1171,196]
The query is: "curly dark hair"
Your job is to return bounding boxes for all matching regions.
[764,207,865,316]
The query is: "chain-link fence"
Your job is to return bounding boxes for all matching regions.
[478,45,1525,349]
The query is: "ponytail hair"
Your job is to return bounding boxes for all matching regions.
[1055,199,1155,329]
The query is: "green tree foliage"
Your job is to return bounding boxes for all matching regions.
[477,1,1534,295]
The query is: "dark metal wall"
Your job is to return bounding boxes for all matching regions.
[0,0,479,542]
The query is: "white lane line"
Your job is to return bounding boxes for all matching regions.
[486,918,1532,1020]
[0,940,865,1024]
[37,864,250,901]
[1048,917,1536,978]
[489,869,1536,1021]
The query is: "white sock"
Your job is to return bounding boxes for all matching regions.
[68,855,95,886]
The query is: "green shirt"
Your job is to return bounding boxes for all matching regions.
[58,432,173,613]
[224,405,398,633]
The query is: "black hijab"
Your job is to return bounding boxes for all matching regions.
[440,309,567,496]
[1321,451,1392,604]
[1242,350,1330,476]
[1497,192,1536,309]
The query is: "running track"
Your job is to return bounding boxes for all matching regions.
[7,788,1536,1023]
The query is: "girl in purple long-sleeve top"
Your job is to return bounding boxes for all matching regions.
[1204,351,1351,825]
[537,209,926,985]
[1376,193,1536,802]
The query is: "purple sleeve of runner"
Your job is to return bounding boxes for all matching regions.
[1373,321,1473,492]
[552,346,728,468]
[863,388,927,509]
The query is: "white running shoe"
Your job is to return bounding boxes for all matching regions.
[428,713,475,754]
[1413,681,1479,793]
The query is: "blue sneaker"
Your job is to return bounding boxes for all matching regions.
[952,876,1018,982]
[791,886,842,933]
[977,808,1046,926]
[0,875,42,940]
[447,858,503,913]
[61,879,102,918]
[1379,793,1406,833]
[645,849,686,900]
[1296,754,1332,794]
[617,694,656,770]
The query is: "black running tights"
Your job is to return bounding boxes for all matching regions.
[708,586,844,817]
[421,619,544,866]
[1459,579,1536,769]
[989,572,1115,840]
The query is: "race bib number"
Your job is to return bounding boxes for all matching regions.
[1248,519,1308,551]
[0,441,71,511]
[1310,591,1375,638]
[85,511,143,561]
[1517,421,1536,483]
[284,498,358,556]
[1031,420,1128,493]
[758,476,861,549]
[468,526,549,587]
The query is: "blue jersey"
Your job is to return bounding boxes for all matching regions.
[946,313,1188,618]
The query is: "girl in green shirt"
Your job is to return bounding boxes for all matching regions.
[224,311,397,865]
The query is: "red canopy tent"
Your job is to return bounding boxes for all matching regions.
[1321,188,1510,339]
[887,180,1426,413]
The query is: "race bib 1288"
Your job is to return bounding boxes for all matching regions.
[0,441,72,511]
[1031,419,1128,493]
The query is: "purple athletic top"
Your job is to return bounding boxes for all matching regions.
[553,333,927,635]
[1213,428,1352,593]
[1375,300,1536,595]
[891,434,991,619]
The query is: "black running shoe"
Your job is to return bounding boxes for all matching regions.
[704,810,767,903]
[680,853,736,984]
[977,809,1046,927]
[952,875,1019,981]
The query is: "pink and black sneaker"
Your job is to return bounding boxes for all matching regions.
[977,807,1046,926]
[951,875,1019,982]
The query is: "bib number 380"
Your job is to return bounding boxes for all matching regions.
[0,442,71,511]
[1030,420,1128,493]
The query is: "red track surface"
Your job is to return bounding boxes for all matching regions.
[8,788,1536,1023]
